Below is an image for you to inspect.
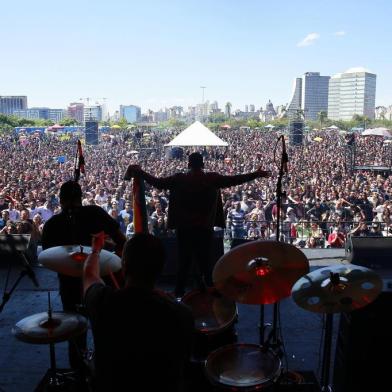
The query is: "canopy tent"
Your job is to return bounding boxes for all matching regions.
[327,125,339,130]
[220,124,231,129]
[362,127,391,137]
[165,121,228,146]
[264,124,275,129]
[313,137,323,142]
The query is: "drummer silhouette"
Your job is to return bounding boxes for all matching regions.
[41,180,126,373]
[124,152,271,298]
[83,232,194,392]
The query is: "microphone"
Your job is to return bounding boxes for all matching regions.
[20,253,40,288]
[281,136,289,174]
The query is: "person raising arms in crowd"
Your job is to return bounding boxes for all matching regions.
[124,152,271,298]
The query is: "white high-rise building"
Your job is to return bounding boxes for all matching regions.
[328,68,377,120]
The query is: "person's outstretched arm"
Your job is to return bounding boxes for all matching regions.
[214,167,271,188]
[124,164,174,189]
[83,231,105,295]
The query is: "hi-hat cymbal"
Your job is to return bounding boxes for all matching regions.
[12,311,88,344]
[213,241,309,305]
[39,245,121,277]
[291,264,382,314]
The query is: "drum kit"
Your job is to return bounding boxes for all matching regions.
[11,245,121,391]
[183,240,383,392]
[10,242,383,391]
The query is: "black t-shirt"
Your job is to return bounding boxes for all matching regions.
[85,284,194,392]
[41,205,119,249]
[41,206,120,308]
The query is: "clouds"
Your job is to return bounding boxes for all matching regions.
[297,32,320,47]
[297,30,347,47]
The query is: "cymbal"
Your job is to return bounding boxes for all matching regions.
[39,245,121,277]
[213,241,309,305]
[12,311,88,344]
[291,264,382,314]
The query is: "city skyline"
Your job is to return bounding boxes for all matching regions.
[2,0,392,113]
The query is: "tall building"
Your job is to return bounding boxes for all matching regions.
[67,102,84,123]
[301,72,330,120]
[249,104,255,112]
[0,96,27,115]
[286,78,302,117]
[328,68,377,120]
[286,73,330,120]
[84,105,103,122]
[13,108,65,122]
[120,105,141,123]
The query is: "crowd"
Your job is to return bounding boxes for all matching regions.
[0,127,391,254]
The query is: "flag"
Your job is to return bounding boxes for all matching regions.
[132,176,148,234]
[77,139,85,174]
[74,139,85,181]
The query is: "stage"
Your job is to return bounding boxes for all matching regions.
[0,249,348,391]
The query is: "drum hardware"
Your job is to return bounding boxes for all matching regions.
[0,234,37,313]
[182,287,238,361]
[209,240,310,390]
[38,245,121,277]
[292,264,382,391]
[12,292,88,391]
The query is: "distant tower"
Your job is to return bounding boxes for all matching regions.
[245,105,249,113]
[225,102,232,118]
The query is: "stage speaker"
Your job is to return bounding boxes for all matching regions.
[348,236,392,269]
[165,147,184,159]
[289,121,303,146]
[333,291,392,392]
[85,121,99,145]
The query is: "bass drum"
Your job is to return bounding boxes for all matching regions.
[205,343,281,391]
[182,288,238,360]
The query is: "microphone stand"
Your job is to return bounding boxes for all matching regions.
[262,135,287,353]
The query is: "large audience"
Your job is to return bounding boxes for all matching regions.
[0,127,391,253]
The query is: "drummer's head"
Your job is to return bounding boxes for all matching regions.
[122,233,165,288]
[59,181,82,209]
[188,152,204,170]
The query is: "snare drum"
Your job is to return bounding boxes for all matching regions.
[182,288,237,360]
[205,343,281,391]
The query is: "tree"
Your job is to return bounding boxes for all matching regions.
[317,111,328,129]
[59,117,79,126]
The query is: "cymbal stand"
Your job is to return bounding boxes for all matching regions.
[320,313,334,392]
[319,272,340,392]
[260,136,288,353]
[37,292,76,391]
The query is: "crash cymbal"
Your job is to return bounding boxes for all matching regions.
[39,245,121,277]
[12,311,88,344]
[291,264,382,314]
[213,241,309,305]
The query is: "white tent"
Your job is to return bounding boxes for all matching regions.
[327,125,339,130]
[362,127,391,138]
[264,124,275,129]
[165,121,228,146]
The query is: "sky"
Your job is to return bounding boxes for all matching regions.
[2,0,391,114]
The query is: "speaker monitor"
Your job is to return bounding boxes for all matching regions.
[289,121,303,146]
[348,236,392,269]
[333,291,392,392]
[85,121,99,145]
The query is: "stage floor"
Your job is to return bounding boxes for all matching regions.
[0,249,345,391]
